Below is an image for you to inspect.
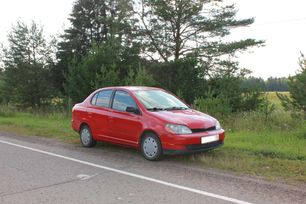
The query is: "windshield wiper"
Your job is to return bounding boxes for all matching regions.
[146,107,166,111]
[165,107,189,111]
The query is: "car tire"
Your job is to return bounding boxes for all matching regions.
[80,125,97,147]
[141,132,163,161]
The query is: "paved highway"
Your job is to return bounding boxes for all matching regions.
[0,132,305,204]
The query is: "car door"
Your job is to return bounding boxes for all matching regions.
[108,90,143,146]
[89,89,113,139]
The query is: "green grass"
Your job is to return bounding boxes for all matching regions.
[0,112,79,143]
[0,93,305,184]
[184,147,306,183]
[227,130,306,160]
[180,109,306,184]
[191,92,306,184]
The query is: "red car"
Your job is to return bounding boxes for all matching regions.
[72,86,225,161]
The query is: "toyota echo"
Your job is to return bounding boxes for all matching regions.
[72,86,225,161]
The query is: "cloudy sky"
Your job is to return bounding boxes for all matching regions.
[0,0,305,79]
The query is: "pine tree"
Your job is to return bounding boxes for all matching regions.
[65,40,122,103]
[277,54,306,118]
[54,0,136,93]
[137,0,263,62]
[2,21,54,108]
[125,65,156,86]
[136,0,264,110]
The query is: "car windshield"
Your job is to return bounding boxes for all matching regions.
[134,90,189,111]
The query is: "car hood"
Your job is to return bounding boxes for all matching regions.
[150,109,217,129]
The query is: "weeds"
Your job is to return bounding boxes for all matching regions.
[0,105,16,117]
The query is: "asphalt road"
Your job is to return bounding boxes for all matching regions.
[0,132,305,204]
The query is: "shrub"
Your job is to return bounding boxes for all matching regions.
[194,89,232,118]
[277,54,306,119]
[258,93,276,121]
[125,65,156,86]
[149,57,201,104]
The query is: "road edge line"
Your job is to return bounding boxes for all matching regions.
[0,139,252,204]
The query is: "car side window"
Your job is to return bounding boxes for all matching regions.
[91,93,98,105]
[112,91,138,112]
[95,90,113,107]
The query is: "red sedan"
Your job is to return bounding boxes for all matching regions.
[72,86,225,161]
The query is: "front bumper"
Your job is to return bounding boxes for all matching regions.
[161,129,225,155]
[164,141,223,155]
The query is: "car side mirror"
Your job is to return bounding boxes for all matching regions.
[126,106,140,115]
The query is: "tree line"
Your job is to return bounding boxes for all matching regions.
[241,77,289,92]
[0,0,304,117]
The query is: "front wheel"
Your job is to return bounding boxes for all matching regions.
[80,125,97,147]
[141,133,163,161]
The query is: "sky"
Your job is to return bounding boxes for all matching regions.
[0,0,306,79]
[228,0,306,78]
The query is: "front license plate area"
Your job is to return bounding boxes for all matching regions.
[201,135,219,144]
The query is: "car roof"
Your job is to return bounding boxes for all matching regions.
[99,86,162,92]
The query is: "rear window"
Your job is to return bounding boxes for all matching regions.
[91,93,98,105]
[91,90,113,107]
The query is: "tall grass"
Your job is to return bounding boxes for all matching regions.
[0,107,77,143]
[208,109,306,159]
[0,104,16,117]
[222,110,304,133]
[191,92,306,182]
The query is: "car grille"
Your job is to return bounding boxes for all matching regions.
[186,141,222,151]
[191,126,216,133]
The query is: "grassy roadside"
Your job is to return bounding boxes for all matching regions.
[0,92,305,184]
[184,128,306,184]
[0,112,79,143]
[190,92,306,184]
[0,111,305,184]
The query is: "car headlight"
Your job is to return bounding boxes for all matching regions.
[165,124,192,134]
[215,121,222,130]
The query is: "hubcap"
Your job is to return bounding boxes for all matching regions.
[143,137,158,158]
[81,128,91,145]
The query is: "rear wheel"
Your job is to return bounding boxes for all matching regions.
[141,133,162,161]
[80,125,97,147]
